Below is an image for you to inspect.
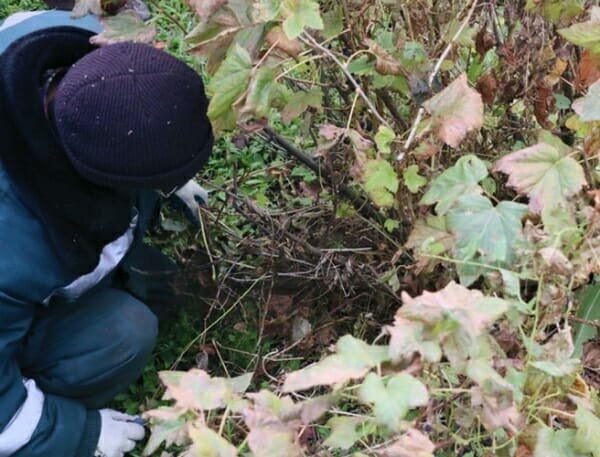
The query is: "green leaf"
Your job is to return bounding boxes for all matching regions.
[207,44,253,121]
[358,373,429,431]
[420,154,488,215]
[403,165,427,194]
[447,194,527,285]
[282,87,322,123]
[534,427,586,457]
[538,0,585,24]
[574,283,600,357]
[530,359,580,377]
[324,416,361,450]
[374,125,396,154]
[143,415,186,456]
[248,426,302,457]
[363,159,399,208]
[574,406,600,457]
[559,10,600,53]
[283,335,390,392]
[244,66,277,118]
[573,80,600,121]
[494,133,587,214]
[281,0,324,40]
[90,11,156,46]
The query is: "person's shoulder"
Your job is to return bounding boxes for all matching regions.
[0,10,102,54]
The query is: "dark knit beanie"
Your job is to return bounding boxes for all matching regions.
[52,42,213,190]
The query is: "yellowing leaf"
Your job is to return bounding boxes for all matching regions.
[573,79,600,121]
[207,44,253,122]
[420,154,488,215]
[493,132,587,214]
[283,335,390,392]
[248,425,302,457]
[386,317,442,365]
[363,159,399,208]
[281,0,324,40]
[574,406,600,457]
[358,373,429,431]
[398,282,510,367]
[423,74,484,148]
[158,369,240,411]
[447,194,527,285]
[188,424,238,457]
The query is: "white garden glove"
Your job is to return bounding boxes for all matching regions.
[172,179,209,223]
[94,409,146,457]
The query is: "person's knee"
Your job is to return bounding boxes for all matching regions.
[116,300,158,366]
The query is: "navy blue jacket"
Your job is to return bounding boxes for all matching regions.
[0,11,157,456]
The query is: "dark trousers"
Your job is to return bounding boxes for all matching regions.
[15,243,178,409]
[17,287,158,409]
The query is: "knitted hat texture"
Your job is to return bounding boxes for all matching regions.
[53,42,213,190]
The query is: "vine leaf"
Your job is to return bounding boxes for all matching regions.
[574,406,600,457]
[374,125,396,154]
[423,74,484,148]
[394,282,510,369]
[90,11,156,46]
[281,0,324,40]
[159,369,244,411]
[374,428,435,457]
[573,79,600,121]
[386,317,442,365]
[534,427,586,457]
[420,154,488,215]
[574,283,600,357]
[242,66,278,119]
[493,132,587,214]
[282,88,322,123]
[363,160,399,208]
[248,426,301,457]
[559,6,600,54]
[324,417,361,450]
[207,44,253,124]
[403,165,427,194]
[188,424,238,457]
[447,194,527,285]
[283,335,390,392]
[358,373,429,431]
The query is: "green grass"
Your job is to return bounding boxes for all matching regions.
[0,0,46,19]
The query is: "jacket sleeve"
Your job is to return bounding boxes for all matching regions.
[0,292,100,457]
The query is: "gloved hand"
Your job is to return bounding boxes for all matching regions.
[171,179,209,223]
[94,409,146,457]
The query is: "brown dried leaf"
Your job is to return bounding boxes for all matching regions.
[266,26,303,58]
[90,11,156,46]
[423,74,484,148]
[534,83,554,130]
[375,428,435,457]
[365,39,404,76]
[575,49,600,92]
[538,247,574,276]
[186,0,227,20]
[471,386,521,433]
[475,28,496,57]
[477,74,498,105]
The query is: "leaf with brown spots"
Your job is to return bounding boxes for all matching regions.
[423,74,484,148]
